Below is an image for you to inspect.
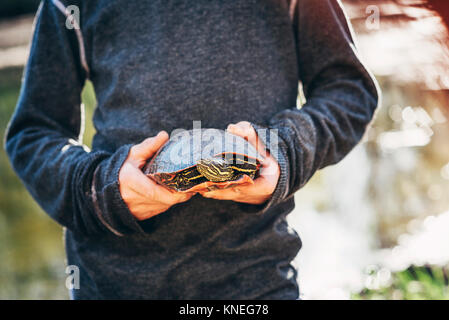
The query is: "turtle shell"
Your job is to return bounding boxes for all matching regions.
[143,129,263,192]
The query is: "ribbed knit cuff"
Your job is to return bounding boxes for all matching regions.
[237,123,290,214]
[89,144,146,236]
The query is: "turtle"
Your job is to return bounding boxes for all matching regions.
[143,129,263,192]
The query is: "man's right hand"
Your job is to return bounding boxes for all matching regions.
[119,131,195,221]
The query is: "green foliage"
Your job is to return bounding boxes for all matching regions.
[353,265,449,300]
[81,80,97,147]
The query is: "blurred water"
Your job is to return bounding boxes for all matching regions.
[287,83,449,299]
[288,1,449,298]
[289,146,377,299]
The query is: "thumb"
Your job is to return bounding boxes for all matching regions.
[129,131,169,164]
[227,122,267,159]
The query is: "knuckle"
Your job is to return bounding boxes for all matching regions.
[175,193,186,201]
[237,121,252,131]
[120,163,135,179]
[145,187,155,199]
[128,145,139,158]
[180,195,191,202]
[120,189,132,202]
[183,192,193,198]
[141,139,155,152]
[118,169,129,183]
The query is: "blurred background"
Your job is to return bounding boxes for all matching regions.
[0,0,448,299]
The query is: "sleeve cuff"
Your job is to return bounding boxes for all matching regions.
[237,123,290,214]
[89,144,146,236]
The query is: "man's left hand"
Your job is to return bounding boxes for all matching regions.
[199,121,280,205]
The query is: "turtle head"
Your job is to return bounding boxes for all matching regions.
[196,158,234,182]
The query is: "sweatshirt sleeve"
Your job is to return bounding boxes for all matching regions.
[253,0,380,212]
[5,1,144,236]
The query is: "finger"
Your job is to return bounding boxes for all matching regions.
[129,131,169,164]
[123,165,161,197]
[201,187,242,200]
[227,122,267,158]
[151,184,193,204]
[128,169,192,204]
[227,122,252,141]
[119,164,189,204]
[259,153,280,181]
[173,191,196,203]
[253,175,275,191]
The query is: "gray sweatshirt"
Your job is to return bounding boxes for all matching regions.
[5,0,379,299]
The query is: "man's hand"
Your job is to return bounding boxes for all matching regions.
[200,122,280,205]
[119,131,195,220]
